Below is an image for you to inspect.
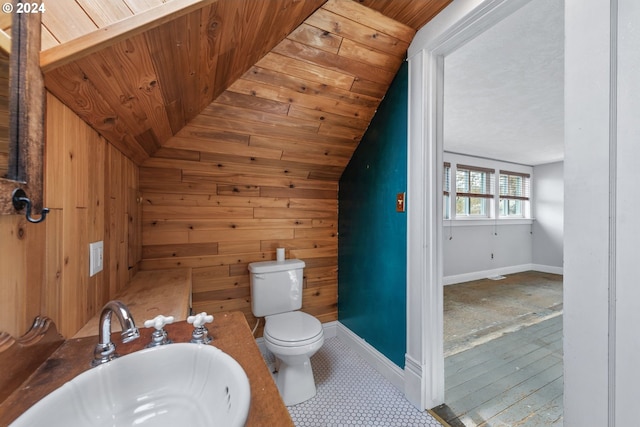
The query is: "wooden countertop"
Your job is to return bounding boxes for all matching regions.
[0,312,294,427]
[74,268,192,338]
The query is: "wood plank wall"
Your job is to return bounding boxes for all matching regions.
[140,169,338,337]
[0,214,45,339]
[138,0,416,336]
[0,93,140,338]
[0,0,450,339]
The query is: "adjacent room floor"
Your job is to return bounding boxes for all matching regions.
[435,271,564,426]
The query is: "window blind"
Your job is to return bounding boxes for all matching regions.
[456,164,495,199]
[499,170,530,201]
[443,162,451,196]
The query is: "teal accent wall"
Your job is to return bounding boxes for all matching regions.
[338,62,408,368]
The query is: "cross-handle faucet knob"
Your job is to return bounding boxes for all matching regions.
[187,312,213,327]
[187,312,213,344]
[144,314,175,330]
[144,315,174,347]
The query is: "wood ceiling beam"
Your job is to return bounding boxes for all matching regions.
[0,29,10,54]
[40,0,217,73]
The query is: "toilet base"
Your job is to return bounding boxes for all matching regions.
[274,356,317,406]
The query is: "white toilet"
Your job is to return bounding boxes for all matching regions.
[248,259,324,406]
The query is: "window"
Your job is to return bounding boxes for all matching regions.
[499,170,530,217]
[443,158,532,222]
[443,162,451,219]
[455,164,494,217]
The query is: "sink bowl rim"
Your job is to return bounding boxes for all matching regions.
[10,342,251,427]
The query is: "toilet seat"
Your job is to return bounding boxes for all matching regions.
[264,311,323,347]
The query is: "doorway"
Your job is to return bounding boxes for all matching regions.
[404,0,564,414]
[437,1,564,423]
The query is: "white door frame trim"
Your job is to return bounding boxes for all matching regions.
[404,0,533,410]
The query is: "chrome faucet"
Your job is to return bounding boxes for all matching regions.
[91,300,140,367]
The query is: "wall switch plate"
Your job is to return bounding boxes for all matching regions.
[396,192,406,212]
[89,241,104,277]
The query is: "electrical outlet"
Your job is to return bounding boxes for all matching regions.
[491,253,494,259]
[89,241,104,277]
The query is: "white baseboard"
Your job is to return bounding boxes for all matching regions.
[321,320,338,339]
[403,355,425,410]
[444,263,563,285]
[255,321,406,402]
[255,337,267,355]
[530,264,564,275]
[336,322,405,392]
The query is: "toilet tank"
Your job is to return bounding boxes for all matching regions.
[248,259,305,317]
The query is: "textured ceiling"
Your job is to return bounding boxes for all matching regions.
[443,0,564,166]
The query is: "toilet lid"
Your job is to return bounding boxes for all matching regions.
[264,312,323,347]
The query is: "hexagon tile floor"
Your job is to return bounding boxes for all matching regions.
[279,337,444,427]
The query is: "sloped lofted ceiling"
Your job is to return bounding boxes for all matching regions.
[41,0,451,173]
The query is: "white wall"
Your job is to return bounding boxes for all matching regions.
[612,1,640,424]
[407,0,640,418]
[444,223,532,281]
[443,152,536,283]
[532,161,564,270]
[564,2,612,425]
[565,1,640,425]
[442,154,564,283]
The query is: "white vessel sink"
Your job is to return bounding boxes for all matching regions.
[11,343,250,427]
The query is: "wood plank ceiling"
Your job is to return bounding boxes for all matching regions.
[151,0,414,183]
[40,0,451,168]
[41,0,325,164]
[39,0,451,332]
